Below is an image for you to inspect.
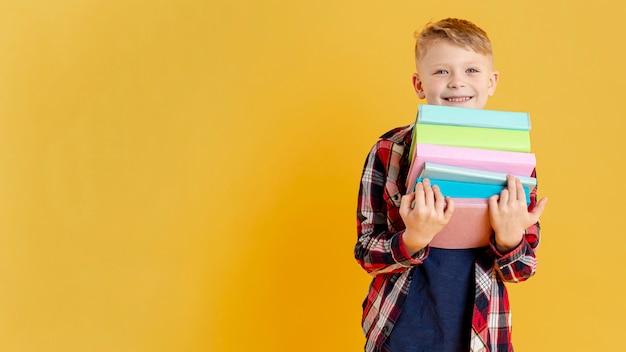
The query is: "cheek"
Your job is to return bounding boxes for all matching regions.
[423,81,443,95]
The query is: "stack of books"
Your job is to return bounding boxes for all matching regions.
[406,104,536,249]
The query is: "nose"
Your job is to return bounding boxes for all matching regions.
[447,73,466,88]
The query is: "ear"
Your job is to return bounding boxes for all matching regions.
[488,70,499,96]
[412,73,426,99]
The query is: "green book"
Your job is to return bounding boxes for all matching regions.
[415,124,531,152]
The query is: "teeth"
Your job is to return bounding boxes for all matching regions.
[446,97,471,102]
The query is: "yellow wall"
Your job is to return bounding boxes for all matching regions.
[1,0,624,351]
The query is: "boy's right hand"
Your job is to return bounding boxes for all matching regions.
[399,179,455,255]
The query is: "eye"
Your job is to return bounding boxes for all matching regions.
[466,68,479,73]
[434,69,448,75]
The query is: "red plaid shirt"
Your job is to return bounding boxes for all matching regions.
[355,124,540,352]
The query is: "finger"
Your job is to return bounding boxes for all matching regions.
[515,178,526,202]
[422,178,435,208]
[488,194,499,210]
[506,175,517,203]
[499,188,509,204]
[415,181,424,194]
[443,196,455,221]
[414,182,425,208]
[400,193,416,217]
[432,184,446,213]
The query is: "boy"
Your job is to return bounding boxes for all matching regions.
[354,18,548,352]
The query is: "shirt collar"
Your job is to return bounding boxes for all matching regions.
[379,123,414,146]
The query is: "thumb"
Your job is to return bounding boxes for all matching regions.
[529,197,548,223]
[443,197,455,222]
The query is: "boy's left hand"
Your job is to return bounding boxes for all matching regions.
[488,175,548,253]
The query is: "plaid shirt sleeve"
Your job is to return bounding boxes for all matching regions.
[489,168,541,283]
[354,137,428,277]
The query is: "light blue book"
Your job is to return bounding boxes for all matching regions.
[416,178,532,204]
[417,104,531,131]
[419,162,537,189]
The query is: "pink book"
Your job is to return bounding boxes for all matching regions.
[406,144,536,192]
[428,198,492,249]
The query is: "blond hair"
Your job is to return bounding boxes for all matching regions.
[414,18,493,63]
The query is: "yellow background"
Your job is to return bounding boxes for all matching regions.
[1,0,624,351]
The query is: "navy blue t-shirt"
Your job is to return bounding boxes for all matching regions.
[383,247,482,352]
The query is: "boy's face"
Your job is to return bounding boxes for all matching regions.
[413,40,499,109]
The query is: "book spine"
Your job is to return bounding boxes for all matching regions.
[417,104,531,130]
[405,143,536,194]
[419,162,537,189]
[416,144,536,169]
[415,124,531,152]
[417,178,531,204]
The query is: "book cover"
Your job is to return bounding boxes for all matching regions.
[419,162,537,189]
[406,144,536,191]
[415,124,531,152]
[417,104,531,130]
[428,198,492,249]
[416,178,532,204]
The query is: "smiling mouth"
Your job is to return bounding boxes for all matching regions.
[444,96,473,102]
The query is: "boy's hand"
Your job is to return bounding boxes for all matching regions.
[400,178,455,254]
[489,175,548,253]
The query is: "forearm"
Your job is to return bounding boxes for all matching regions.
[355,136,428,275]
[355,227,428,275]
[491,171,543,282]
[491,224,540,282]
